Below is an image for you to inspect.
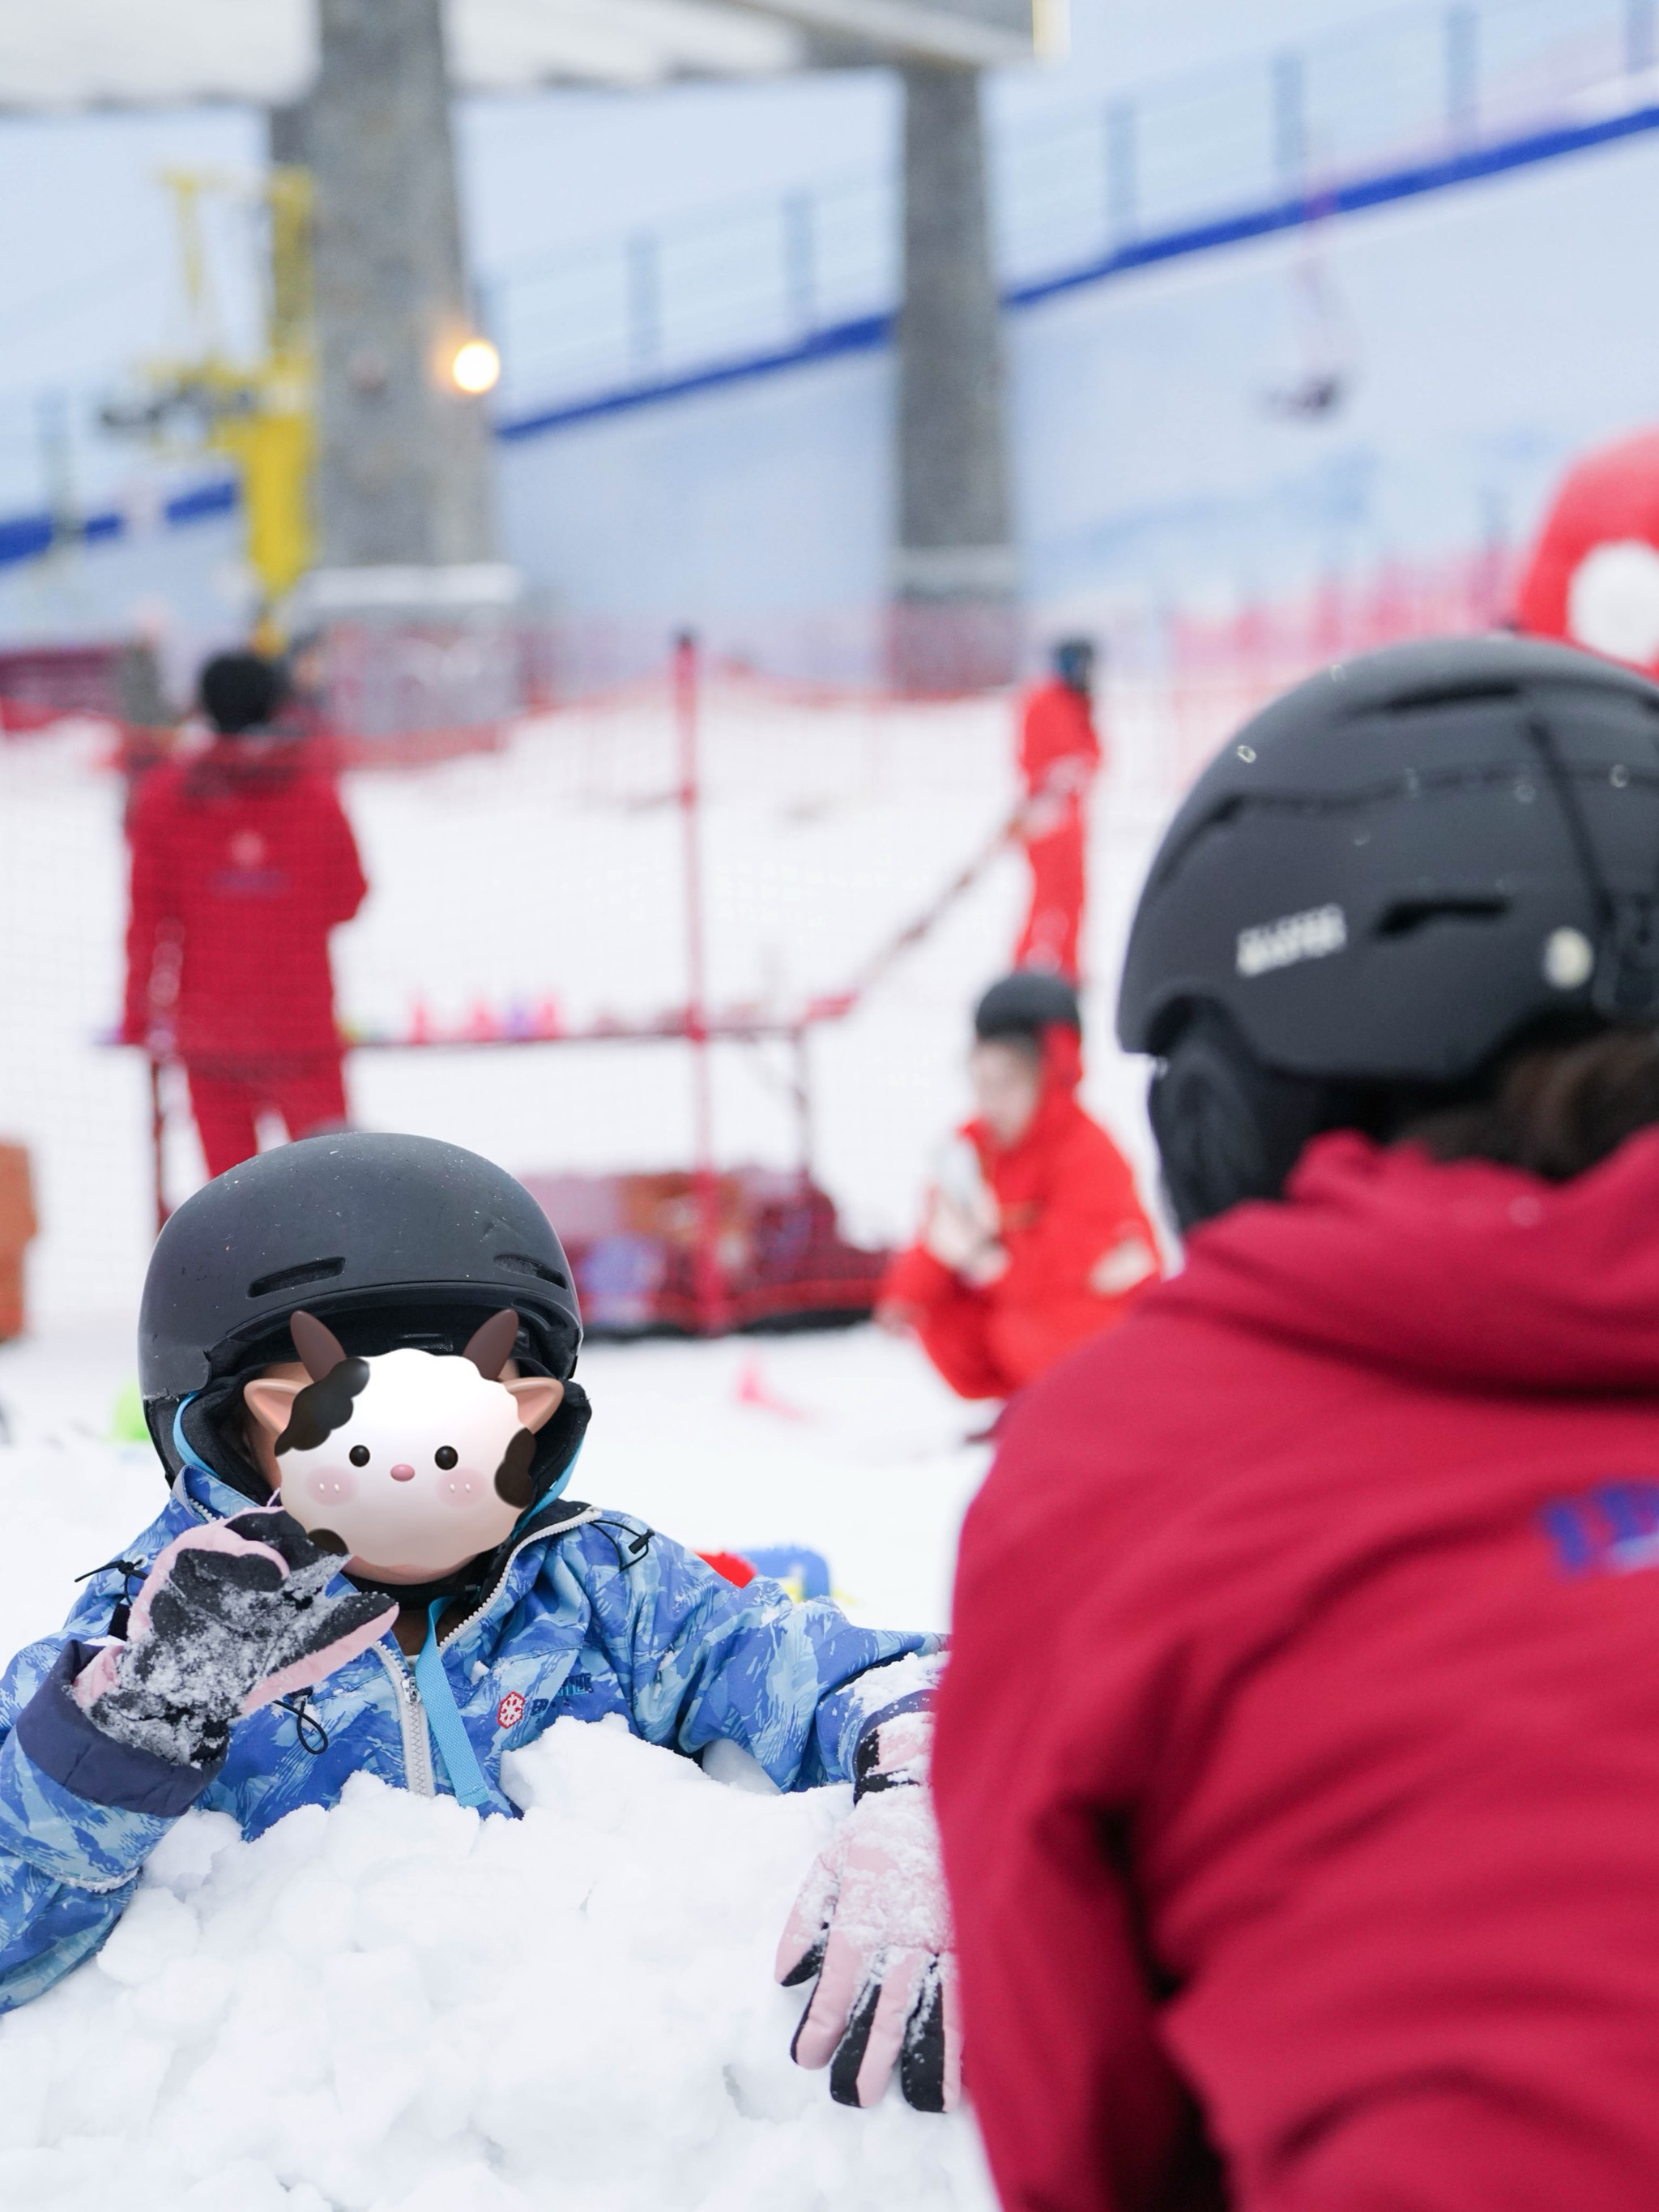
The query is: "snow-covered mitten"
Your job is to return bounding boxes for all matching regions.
[72,1509,398,1769]
[776,1705,961,2113]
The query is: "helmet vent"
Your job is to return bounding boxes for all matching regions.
[247,1257,347,1300]
[495,1250,569,1290]
[1375,896,1508,940]
[1376,681,1520,715]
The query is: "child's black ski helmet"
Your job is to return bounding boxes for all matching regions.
[139,1132,586,1499]
[1117,634,1659,1228]
[975,971,1082,1044]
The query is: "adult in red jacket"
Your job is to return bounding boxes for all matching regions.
[123,651,367,1179]
[878,972,1158,1402]
[935,634,1659,2211]
[1014,638,1103,981]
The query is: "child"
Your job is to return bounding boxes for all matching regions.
[0,1134,956,2112]
[879,971,1159,1400]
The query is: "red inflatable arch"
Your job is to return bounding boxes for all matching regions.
[1516,428,1659,675]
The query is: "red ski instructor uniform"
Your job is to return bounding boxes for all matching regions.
[1015,677,1102,980]
[936,1128,1659,2210]
[123,744,367,1177]
[881,1027,1156,1400]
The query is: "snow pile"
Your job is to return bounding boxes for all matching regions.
[0,1326,992,2209]
[0,1716,994,2212]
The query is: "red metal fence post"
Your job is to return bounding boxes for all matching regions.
[675,631,728,1334]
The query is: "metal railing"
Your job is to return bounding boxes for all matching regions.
[487,0,1648,416]
[0,0,1651,528]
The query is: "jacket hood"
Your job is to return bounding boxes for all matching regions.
[168,1407,595,1614]
[181,736,306,798]
[1039,1023,1083,1096]
[1161,1125,1659,1394]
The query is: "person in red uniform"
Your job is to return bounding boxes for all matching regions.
[1014,638,1103,981]
[934,634,1659,2212]
[122,651,367,1179]
[877,972,1158,1402]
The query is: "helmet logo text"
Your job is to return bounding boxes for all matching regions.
[1236,904,1348,980]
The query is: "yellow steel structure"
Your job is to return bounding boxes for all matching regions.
[109,166,315,638]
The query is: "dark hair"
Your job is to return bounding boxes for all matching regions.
[1401,1027,1659,1181]
[975,971,1081,1044]
[1053,638,1096,690]
[199,651,283,737]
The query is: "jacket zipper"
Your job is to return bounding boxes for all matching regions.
[172,1485,603,1800]
[374,1505,602,1800]
[374,1642,435,1796]
[435,1502,603,1655]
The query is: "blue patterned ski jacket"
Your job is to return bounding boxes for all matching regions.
[0,1460,942,2011]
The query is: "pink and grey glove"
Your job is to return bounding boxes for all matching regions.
[776,1701,961,2112]
[73,1509,398,1770]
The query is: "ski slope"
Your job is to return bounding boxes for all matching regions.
[0,673,1212,1326]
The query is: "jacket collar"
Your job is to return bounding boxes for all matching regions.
[171,1458,603,1634]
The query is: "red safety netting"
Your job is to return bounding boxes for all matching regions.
[0,549,1525,1333]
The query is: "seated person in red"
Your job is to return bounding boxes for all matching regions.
[878,972,1159,1401]
[122,651,367,1179]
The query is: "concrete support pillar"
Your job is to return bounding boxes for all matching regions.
[891,62,1018,692]
[307,0,496,570]
[267,100,309,170]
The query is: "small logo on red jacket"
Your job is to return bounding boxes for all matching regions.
[1540,1480,1659,1577]
[496,1691,527,1731]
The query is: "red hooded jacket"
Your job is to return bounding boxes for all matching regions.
[882,1029,1157,1399]
[123,743,367,1063]
[936,1129,1659,2211]
[1021,679,1103,799]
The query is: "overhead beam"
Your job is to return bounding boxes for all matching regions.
[0,0,808,105]
[731,0,1035,69]
[449,0,803,89]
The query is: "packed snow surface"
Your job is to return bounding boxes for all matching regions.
[0,1719,994,2212]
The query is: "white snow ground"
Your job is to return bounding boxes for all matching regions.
[0,1721,996,2212]
[0,675,1240,2210]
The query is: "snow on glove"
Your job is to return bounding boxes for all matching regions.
[72,1508,399,1770]
[776,1705,961,2113]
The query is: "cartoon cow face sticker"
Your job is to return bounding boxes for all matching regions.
[243,1309,564,1582]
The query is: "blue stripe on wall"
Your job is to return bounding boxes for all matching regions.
[4,96,1658,572]
[497,97,1659,442]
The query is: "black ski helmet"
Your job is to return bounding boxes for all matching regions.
[975,971,1082,1045]
[1117,634,1659,1228]
[139,1131,586,1501]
